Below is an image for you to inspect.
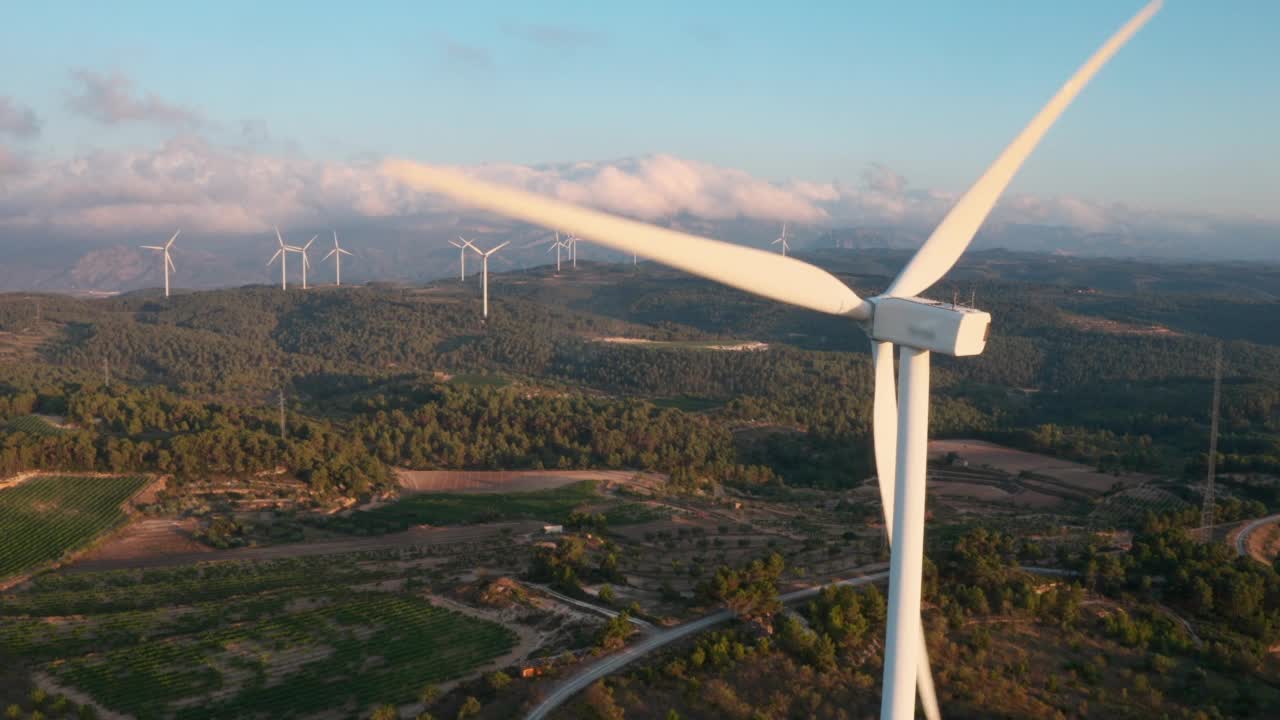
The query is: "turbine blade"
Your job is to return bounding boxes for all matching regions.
[333,230,339,247]
[339,248,353,255]
[140,245,164,250]
[382,160,870,320]
[268,249,282,265]
[323,249,337,260]
[275,225,285,247]
[166,254,176,272]
[166,229,180,248]
[305,235,317,250]
[449,239,462,248]
[486,241,511,256]
[885,0,1162,298]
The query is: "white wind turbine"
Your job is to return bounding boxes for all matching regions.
[772,223,791,256]
[468,241,511,319]
[323,231,354,286]
[381,3,1160,717]
[267,227,304,290]
[547,232,569,272]
[139,230,180,297]
[292,235,317,290]
[567,234,579,269]
[449,237,476,281]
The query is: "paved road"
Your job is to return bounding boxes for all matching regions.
[523,564,1094,720]
[528,583,655,630]
[524,569,890,720]
[1234,513,1280,559]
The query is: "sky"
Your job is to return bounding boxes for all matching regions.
[0,1,1277,249]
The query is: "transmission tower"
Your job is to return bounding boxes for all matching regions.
[1200,342,1223,538]
[278,387,287,439]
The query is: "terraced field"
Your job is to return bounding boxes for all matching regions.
[0,474,150,579]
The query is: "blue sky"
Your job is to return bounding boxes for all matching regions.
[1,0,1276,221]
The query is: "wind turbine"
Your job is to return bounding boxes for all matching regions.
[382,4,1161,716]
[468,241,510,319]
[293,235,317,289]
[268,227,305,290]
[323,231,354,286]
[567,234,578,269]
[547,232,569,272]
[449,237,476,281]
[139,230,180,297]
[772,223,790,257]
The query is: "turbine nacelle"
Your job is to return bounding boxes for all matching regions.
[868,297,991,357]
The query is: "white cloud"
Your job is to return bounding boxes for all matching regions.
[67,69,201,127]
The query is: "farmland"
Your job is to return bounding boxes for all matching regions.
[311,480,601,535]
[4,414,66,436]
[0,474,150,579]
[0,553,517,719]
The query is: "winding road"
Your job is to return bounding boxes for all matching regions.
[525,569,890,720]
[1234,513,1280,559]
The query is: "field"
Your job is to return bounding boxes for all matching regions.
[4,414,67,436]
[0,553,517,719]
[0,474,150,579]
[312,480,601,535]
[931,439,1146,494]
[396,468,646,494]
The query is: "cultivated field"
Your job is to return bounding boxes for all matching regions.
[0,474,150,580]
[396,468,662,494]
[1,552,518,719]
[931,439,1146,493]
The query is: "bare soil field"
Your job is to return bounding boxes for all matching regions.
[396,468,665,494]
[66,521,543,573]
[1248,523,1280,565]
[73,517,211,565]
[931,439,1147,493]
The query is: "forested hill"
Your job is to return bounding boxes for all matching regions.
[0,251,1277,496]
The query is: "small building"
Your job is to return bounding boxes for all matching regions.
[542,524,563,535]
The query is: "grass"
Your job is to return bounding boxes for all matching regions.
[603,502,672,526]
[312,480,600,535]
[4,414,66,436]
[0,475,150,579]
[449,372,511,388]
[651,395,722,412]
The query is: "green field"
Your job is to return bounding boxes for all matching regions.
[1,556,516,719]
[4,414,66,436]
[0,474,150,579]
[312,480,599,535]
[449,372,511,388]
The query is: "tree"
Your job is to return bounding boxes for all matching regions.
[455,697,481,720]
[4,706,19,720]
[370,705,398,720]
[582,681,625,720]
[418,684,440,705]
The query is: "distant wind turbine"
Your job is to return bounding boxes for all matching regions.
[323,231,354,286]
[449,237,476,281]
[139,230,180,297]
[293,235,317,289]
[567,234,578,269]
[469,241,510,319]
[772,223,790,257]
[268,226,305,290]
[547,232,569,273]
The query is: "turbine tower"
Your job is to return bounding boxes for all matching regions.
[139,230,180,297]
[468,241,510,319]
[772,223,790,257]
[268,226,304,290]
[292,235,317,290]
[382,4,1161,716]
[449,237,476,281]
[1201,342,1224,538]
[323,231,354,286]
